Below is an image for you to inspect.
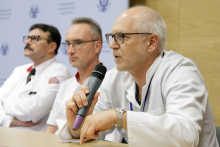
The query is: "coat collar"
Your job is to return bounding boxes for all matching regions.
[26,57,56,76]
[122,52,164,109]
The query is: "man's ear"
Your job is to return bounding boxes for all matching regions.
[147,34,159,52]
[49,42,57,54]
[94,40,102,54]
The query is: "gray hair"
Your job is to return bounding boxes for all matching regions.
[72,17,103,45]
[132,6,167,52]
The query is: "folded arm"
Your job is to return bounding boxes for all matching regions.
[3,69,70,123]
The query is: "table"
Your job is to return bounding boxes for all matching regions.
[0,127,128,147]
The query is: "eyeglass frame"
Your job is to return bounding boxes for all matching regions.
[23,35,52,43]
[62,40,97,50]
[105,33,153,45]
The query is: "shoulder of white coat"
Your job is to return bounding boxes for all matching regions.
[163,50,186,62]
[50,61,70,71]
[162,50,199,70]
[160,51,207,97]
[102,67,126,86]
[54,76,75,99]
[43,61,71,84]
[13,63,33,73]
[59,76,75,88]
[105,67,126,79]
[46,61,71,78]
[159,51,205,89]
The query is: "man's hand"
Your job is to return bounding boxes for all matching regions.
[66,86,99,138]
[80,109,117,145]
[10,118,41,127]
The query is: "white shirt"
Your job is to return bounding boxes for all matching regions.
[0,57,71,132]
[47,69,121,142]
[47,73,89,134]
[60,51,219,147]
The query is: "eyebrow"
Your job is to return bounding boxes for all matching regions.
[65,39,82,42]
[110,31,128,34]
[29,35,39,37]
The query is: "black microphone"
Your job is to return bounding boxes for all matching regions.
[72,64,107,130]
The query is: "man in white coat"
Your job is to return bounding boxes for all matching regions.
[45,17,104,135]
[60,6,219,147]
[0,23,71,132]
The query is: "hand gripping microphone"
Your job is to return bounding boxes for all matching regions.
[72,64,107,130]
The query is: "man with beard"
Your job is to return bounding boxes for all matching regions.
[0,23,71,132]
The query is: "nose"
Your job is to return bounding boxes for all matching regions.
[67,44,76,54]
[109,37,119,50]
[25,38,32,45]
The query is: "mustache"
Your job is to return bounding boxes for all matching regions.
[24,45,34,51]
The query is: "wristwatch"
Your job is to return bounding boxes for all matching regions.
[114,107,126,128]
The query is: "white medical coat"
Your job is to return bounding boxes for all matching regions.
[49,71,121,142]
[0,57,71,132]
[60,51,218,147]
[47,75,89,134]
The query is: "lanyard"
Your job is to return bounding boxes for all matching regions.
[130,74,154,112]
[130,52,164,112]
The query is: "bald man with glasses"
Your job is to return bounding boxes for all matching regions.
[0,23,71,132]
[61,6,218,147]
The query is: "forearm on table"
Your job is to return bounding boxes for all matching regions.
[4,94,55,122]
[45,125,58,134]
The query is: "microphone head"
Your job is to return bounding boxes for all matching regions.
[91,64,107,80]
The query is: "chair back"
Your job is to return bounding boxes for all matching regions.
[216,126,220,145]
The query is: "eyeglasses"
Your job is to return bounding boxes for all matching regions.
[23,35,51,43]
[62,40,97,50]
[105,33,153,45]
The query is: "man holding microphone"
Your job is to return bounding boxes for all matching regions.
[60,6,219,147]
